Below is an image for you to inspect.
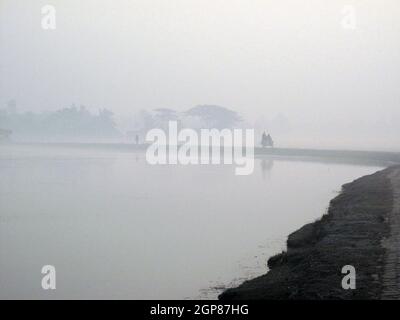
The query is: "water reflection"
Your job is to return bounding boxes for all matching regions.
[260,158,274,180]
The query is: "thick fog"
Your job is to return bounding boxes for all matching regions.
[1,0,400,150]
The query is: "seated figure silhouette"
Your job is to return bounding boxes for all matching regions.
[261,132,274,148]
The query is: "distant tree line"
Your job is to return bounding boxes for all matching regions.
[1,102,246,142]
[130,105,243,134]
[0,101,120,141]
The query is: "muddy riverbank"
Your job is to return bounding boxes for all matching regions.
[220,166,400,300]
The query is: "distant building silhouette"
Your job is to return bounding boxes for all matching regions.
[261,132,274,148]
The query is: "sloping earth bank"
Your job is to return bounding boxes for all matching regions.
[220,166,400,300]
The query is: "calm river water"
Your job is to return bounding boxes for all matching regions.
[0,144,383,299]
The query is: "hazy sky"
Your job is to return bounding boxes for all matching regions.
[1,1,400,149]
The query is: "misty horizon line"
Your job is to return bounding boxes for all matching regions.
[2,101,400,152]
